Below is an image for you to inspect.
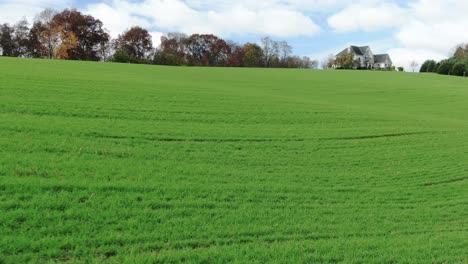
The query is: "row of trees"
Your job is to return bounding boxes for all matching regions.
[0,8,318,69]
[0,9,110,60]
[420,44,468,77]
[152,34,317,68]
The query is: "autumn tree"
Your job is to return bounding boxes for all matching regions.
[208,36,231,66]
[52,9,110,61]
[32,8,62,59]
[242,43,263,67]
[55,31,78,59]
[28,22,47,57]
[226,41,245,67]
[34,8,60,59]
[154,32,187,65]
[453,43,467,59]
[114,26,153,63]
[183,34,230,66]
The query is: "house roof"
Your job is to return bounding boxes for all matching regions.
[359,46,370,54]
[336,46,370,57]
[374,54,392,63]
[336,45,393,64]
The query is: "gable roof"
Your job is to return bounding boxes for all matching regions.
[359,46,371,54]
[336,46,371,57]
[336,46,393,64]
[351,46,364,55]
[336,48,349,57]
[374,54,392,63]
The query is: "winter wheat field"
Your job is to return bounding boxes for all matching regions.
[0,57,467,263]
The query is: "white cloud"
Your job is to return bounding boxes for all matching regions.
[85,2,152,38]
[0,0,71,24]
[392,0,468,70]
[395,1,468,56]
[184,0,355,13]
[84,0,321,39]
[328,2,407,32]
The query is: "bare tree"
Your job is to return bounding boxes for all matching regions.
[261,36,274,67]
[13,18,30,57]
[35,8,59,59]
[0,23,15,56]
[321,54,335,69]
[278,41,292,62]
[410,60,419,72]
[95,28,112,61]
[299,56,318,69]
[301,56,312,68]
[310,59,319,69]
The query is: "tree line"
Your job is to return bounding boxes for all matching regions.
[0,8,318,69]
[420,44,468,77]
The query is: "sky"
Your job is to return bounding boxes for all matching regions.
[0,0,467,70]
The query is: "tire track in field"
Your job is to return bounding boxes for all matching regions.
[85,131,435,143]
[423,176,468,187]
[325,132,432,140]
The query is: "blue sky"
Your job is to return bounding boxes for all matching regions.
[1,0,467,69]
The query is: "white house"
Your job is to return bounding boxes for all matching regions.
[335,46,393,69]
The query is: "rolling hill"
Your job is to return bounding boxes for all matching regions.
[0,57,467,263]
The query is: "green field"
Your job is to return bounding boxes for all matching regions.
[0,57,467,263]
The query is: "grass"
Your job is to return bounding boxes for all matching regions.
[0,57,467,263]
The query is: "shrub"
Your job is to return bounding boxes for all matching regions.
[113,49,130,63]
[426,60,436,72]
[437,61,451,75]
[420,60,429,72]
[420,60,436,73]
[451,63,466,76]
[462,58,468,77]
[153,51,183,66]
[397,67,404,72]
